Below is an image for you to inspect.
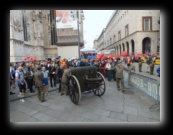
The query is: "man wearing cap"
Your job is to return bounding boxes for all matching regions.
[150,56,156,75]
[60,66,71,96]
[129,61,135,72]
[138,56,142,72]
[34,66,46,102]
[115,60,129,93]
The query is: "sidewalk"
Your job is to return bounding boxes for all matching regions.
[10,84,59,102]
[10,79,160,122]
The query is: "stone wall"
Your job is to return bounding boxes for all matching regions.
[123,70,160,101]
[10,10,57,62]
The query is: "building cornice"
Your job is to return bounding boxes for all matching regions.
[44,46,57,49]
[10,38,24,44]
[105,10,117,29]
[97,28,105,41]
[56,42,84,47]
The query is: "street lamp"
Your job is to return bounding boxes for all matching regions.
[70,10,85,59]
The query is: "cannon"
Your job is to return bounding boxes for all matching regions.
[68,66,106,105]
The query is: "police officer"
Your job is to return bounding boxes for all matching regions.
[34,66,45,102]
[138,56,142,72]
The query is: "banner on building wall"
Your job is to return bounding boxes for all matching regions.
[56,10,77,29]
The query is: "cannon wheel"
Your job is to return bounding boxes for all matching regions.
[93,72,106,96]
[68,75,81,105]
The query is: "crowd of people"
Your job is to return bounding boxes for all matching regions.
[10,55,160,102]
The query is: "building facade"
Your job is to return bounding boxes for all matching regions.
[56,24,84,59]
[10,10,85,62]
[95,28,106,52]
[10,10,59,62]
[94,10,160,55]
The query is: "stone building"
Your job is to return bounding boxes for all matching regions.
[56,10,85,59]
[93,39,98,52]
[10,10,84,62]
[10,10,58,62]
[94,10,160,55]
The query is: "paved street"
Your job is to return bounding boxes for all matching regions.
[10,77,160,122]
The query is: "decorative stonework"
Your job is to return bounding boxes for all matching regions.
[32,10,36,21]
[27,33,30,41]
[11,39,24,45]
[32,10,43,22]
[10,10,58,62]
[38,11,42,23]
[34,32,38,40]
[12,18,22,32]
[40,33,43,40]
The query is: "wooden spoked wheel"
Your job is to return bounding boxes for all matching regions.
[68,75,81,105]
[93,72,106,96]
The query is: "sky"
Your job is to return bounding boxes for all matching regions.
[82,10,115,51]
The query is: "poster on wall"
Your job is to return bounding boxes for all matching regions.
[56,10,77,30]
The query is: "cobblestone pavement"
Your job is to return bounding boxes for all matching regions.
[10,78,160,123]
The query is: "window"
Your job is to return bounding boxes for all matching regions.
[144,20,149,30]
[23,16,28,41]
[114,35,116,42]
[110,38,112,45]
[125,24,129,37]
[118,31,121,40]
[50,10,57,45]
[142,16,152,31]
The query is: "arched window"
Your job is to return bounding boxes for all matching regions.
[142,37,151,54]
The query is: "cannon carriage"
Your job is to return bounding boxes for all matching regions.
[68,66,106,105]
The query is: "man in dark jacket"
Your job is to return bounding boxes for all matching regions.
[48,62,56,87]
[57,64,64,92]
